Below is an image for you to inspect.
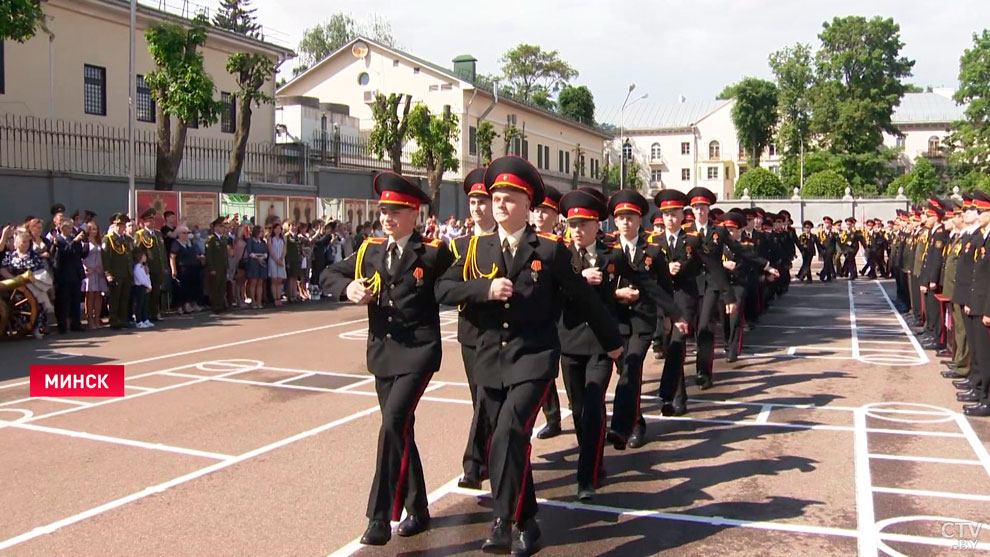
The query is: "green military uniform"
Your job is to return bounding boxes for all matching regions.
[911,225,928,323]
[102,213,134,329]
[943,227,970,376]
[204,218,229,312]
[136,208,167,319]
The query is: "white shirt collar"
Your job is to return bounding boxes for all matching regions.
[387,233,413,254]
[497,225,526,249]
[474,223,495,236]
[619,234,638,254]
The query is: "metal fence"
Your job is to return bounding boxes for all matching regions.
[307,130,422,176]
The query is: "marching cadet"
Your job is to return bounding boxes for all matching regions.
[558,189,683,498]
[945,194,979,382]
[449,167,496,490]
[862,219,888,279]
[796,220,817,282]
[135,208,167,320]
[919,198,950,350]
[838,217,866,280]
[959,189,990,416]
[651,190,732,416]
[435,156,623,556]
[205,217,229,314]
[322,172,454,546]
[816,216,838,282]
[720,211,768,362]
[650,210,670,361]
[533,185,566,441]
[102,213,134,330]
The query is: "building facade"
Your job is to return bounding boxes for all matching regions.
[883,90,965,174]
[276,37,611,193]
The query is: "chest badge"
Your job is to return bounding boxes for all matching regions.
[413,267,424,287]
[530,260,542,283]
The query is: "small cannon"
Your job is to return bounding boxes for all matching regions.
[0,271,38,338]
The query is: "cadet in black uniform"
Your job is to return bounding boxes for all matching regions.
[796,220,817,282]
[449,167,497,490]
[946,196,980,381]
[961,189,990,416]
[435,156,623,556]
[817,217,838,282]
[321,172,454,546]
[919,198,950,350]
[720,212,769,362]
[558,189,684,499]
[533,186,566,441]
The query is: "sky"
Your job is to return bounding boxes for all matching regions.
[181,0,988,111]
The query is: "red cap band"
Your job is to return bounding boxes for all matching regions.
[659,200,685,210]
[380,190,421,209]
[723,220,740,229]
[567,207,599,220]
[491,173,534,200]
[690,196,711,206]
[540,198,559,212]
[468,183,487,196]
[613,202,642,215]
[974,198,990,210]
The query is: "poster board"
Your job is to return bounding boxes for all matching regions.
[136,191,178,229]
[221,194,255,224]
[287,196,317,225]
[255,195,287,226]
[179,192,219,230]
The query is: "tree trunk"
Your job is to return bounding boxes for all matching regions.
[168,119,189,188]
[390,143,403,174]
[429,170,442,218]
[389,94,412,175]
[154,106,172,191]
[223,95,253,193]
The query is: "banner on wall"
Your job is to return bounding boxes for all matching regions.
[136,191,178,229]
[179,192,219,230]
[255,195,287,226]
[319,197,429,230]
[287,196,317,224]
[221,194,255,223]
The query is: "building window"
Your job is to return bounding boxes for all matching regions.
[187,112,199,129]
[413,67,420,74]
[681,142,690,155]
[84,64,106,116]
[738,144,746,159]
[622,142,632,161]
[768,144,777,157]
[708,140,720,160]
[440,84,452,90]
[0,41,5,95]
[580,154,586,176]
[221,92,236,133]
[136,75,155,123]
[707,166,719,180]
[770,165,779,175]
[564,151,570,174]
[393,59,400,67]
[651,169,662,183]
[681,168,690,181]
[558,150,564,172]
[590,158,598,178]
[895,136,905,148]
[358,72,370,86]
[928,136,941,157]
[650,142,662,161]
[428,84,439,91]
[469,126,477,156]
[522,140,529,160]
[536,143,543,168]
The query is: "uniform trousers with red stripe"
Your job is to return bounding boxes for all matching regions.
[610,334,649,440]
[460,345,490,481]
[561,353,614,488]
[724,284,748,360]
[479,379,553,523]
[367,371,432,522]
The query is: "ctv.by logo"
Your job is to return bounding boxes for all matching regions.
[940,521,983,551]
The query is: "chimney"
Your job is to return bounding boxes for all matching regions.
[452,55,477,82]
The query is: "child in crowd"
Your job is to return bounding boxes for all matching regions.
[132,248,154,329]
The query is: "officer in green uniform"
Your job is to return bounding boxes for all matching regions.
[941,200,969,372]
[205,217,229,313]
[102,213,134,329]
[135,208,167,320]
[911,210,928,327]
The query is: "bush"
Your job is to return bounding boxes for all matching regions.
[885,173,911,197]
[734,167,786,198]
[801,170,850,198]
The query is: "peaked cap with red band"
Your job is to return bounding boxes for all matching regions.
[374,172,431,210]
[608,189,649,217]
[538,185,562,213]
[721,211,746,229]
[463,167,489,198]
[926,197,946,219]
[559,189,607,222]
[686,186,717,207]
[654,189,689,212]
[973,189,990,210]
[683,207,696,222]
[485,155,546,208]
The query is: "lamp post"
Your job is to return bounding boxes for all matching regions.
[619,84,648,189]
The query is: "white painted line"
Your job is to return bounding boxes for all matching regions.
[0,404,382,552]
[124,385,155,392]
[0,420,232,460]
[0,397,32,407]
[335,378,374,392]
[638,412,965,438]
[744,344,919,355]
[0,362,202,398]
[878,531,990,551]
[872,486,990,502]
[273,372,315,385]
[38,397,90,406]
[874,281,929,365]
[786,347,797,356]
[868,454,983,466]
[953,412,990,482]
[853,407,878,556]
[755,405,772,424]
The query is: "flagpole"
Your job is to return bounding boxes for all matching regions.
[128,0,137,219]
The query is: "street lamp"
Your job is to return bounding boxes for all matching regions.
[620,84,648,189]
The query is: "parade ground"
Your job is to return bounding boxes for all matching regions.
[2,278,990,556]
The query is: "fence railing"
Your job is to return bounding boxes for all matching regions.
[306,130,423,176]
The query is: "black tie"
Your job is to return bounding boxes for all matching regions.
[502,238,513,267]
[580,247,592,269]
[668,234,676,249]
[386,242,398,273]
[625,244,633,263]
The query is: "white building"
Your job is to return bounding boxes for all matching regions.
[884,90,966,173]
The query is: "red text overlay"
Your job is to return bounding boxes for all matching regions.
[30,365,125,397]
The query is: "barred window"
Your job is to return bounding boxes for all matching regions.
[0,42,5,95]
[136,75,155,123]
[221,92,236,133]
[84,64,106,116]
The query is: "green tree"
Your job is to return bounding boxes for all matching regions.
[502,123,523,156]
[606,159,644,190]
[0,0,47,42]
[717,82,740,100]
[904,157,938,203]
[499,43,578,102]
[368,93,412,174]
[885,172,912,197]
[727,77,778,167]
[529,86,556,110]
[407,104,460,214]
[145,16,223,190]
[904,83,925,93]
[476,121,497,165]
[801,170,850,198]
[769,43,814,189]
[294,13,396,75]
[945,30,990,174]
[557,85,595,125]
[735,167,786,198]
[212,0,260,37]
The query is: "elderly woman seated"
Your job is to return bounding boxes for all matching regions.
[1,231,54,339]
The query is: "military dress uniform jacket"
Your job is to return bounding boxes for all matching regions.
[816,230,838,257]
[205,234,229,275]
[951,231,981,308]
[912,229,929,278]
[101,233,134,282]
[797,232,817,258]
[725,240,767,284]
[921,225,950,288]
[698,224,761,297]
[559,238,680,356]
[650,229,732,303]
[614,235,674,338]
[449,234,490,347]
[969,229,990,318]
[434,227,622,389]
[323,232,454,377]
[941,232,965,300]
[135,228,168,277]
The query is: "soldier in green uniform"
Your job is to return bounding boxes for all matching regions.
[911,209,928,327]
[941,200,968,370]
[135,208,167,320]
[205,216,229,313]
[102,213,134,329]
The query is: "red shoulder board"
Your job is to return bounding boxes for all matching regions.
[424,238,443,248]
[537,232,561,242]
[686,231,700,237]
[604,242,618,249]
[365,237,386,245]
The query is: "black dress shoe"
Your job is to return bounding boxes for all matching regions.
[697,375,713,390]
[359,519,391,546]
[958,390,981,403]
[942,370,966,379]
[396,513,430,537]
[936,349,952,358]
[511,518,541,557]
[660,402,675,416]
[627,430,645,449]
[605,430,626,451]
[536,422,561,440]
[672,404,688,416]
[922,343,940,351]
[483,518,511,553]
[458,475,483,490]
[725,353,738,363]
[964,402,990,417]
[954,379,976,389]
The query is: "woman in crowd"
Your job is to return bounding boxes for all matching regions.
[298,222,314,301]
[284,221,302,303]
[26,218,52,271]
[231,224,250,308]
[1,232,53,339]
[244,225,268,309]
[267,222,287,307]
[81,221,108,329]
[170,225,204,314]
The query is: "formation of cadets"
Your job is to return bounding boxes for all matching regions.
[887,192,990,417]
